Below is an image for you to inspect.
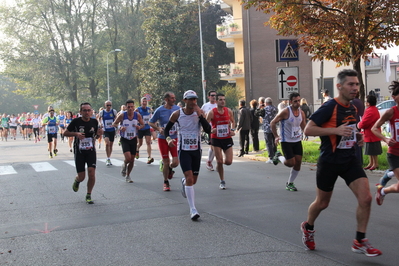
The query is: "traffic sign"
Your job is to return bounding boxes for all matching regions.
[276,39,299,62]
[143,93,152,102]
[277,67,299,99]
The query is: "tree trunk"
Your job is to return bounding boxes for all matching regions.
[353,58,365,103]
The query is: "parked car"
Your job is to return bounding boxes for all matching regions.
[376,100,395,116]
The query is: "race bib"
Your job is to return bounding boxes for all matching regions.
[143,115,150,125]
[216,124,229,138]
[337,124,357,149]
[48,126,56,134]
[291,126,302,139]
[124,122,137,140]
[395,122,399,142]
[181,133,198,151]
[79,137,94,150]
[104,119,114,129]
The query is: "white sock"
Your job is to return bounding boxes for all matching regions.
[208,148,214,162]
[185,185,196,210]
[288,169,299,183]
[381,188,386,196]
[388,171,394,178]
[278,155,286,164]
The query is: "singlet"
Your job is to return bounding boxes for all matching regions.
[44,116,58,134]
[1,117,9,128]
[66,117,98,152]
[120,112,138,140]
[32,118,41,128]
[310,98,358,163]
[149,105,179,139]
[9,117,18,127]
[100,109,117,132]
[388,106,399,156]
[137,106,151,131]
[210,107,231,139]
[280,106,303,143]
[57,115,65,126]
[176,108,201,151]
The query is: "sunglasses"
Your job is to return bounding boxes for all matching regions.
[106,105,112,107]
[210,94,216,97]
[49,110,55,112]
[82,109,91,112]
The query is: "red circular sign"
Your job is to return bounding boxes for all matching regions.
[287,76,297,87]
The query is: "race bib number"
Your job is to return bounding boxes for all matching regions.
[181,133,198,151]
[216,124,229,138]
[337,124,357,149]
[143,115,150,125]
[79,137,94,150]
[124,122,137,140]
[104,119,114,129]
[395,122,399,142]
[291,126,302,139]
[48,126,56,134]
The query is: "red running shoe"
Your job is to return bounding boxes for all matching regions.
[375,185,385,206]
[300,222,315,250]
[351,239,382,257]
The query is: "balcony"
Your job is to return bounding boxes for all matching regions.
[218,62,245,81]
[365,55,382,74]
[216,19,243,42]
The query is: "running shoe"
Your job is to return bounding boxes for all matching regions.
[108,159,112,165]
[206,161,214,171]
[181,177,186,198]
[286,182,298,191]
[54,149,58,156]
[49,152,53,159]
[272,151,282,165]
[106,159,111,166]
[163,181,170,191]
[34,139,37,143]
[159,161,164,172]
[135,151,139,159]
[265,159,273,164]
[375,185,385,205]
[85,194,94,204]
[379,170,392,187]
[300,221,315,250]
[70,148,73,153]
[121,162,127,177]
[168,167,175,180]
[190,209,200,221]
[351,239,382,257]
[126,176,133,183]
[72,179,80,192]
[219,180,226,190]
[147,157,154,164]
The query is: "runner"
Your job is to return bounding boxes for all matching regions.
[201,90,218,171]
[149,92,180,191]
[301,69,381,256]
[98,101,118,166]
[136,97,154,164]
[112,99,145,183]
[42,108,59,158]
[65,111,74,152]
[32,114,42,143]
[270,92,306,191]
[9,114,18,140]
[206,93,236,189]
[164,90,211,220]
[57,110,66,142]
[1,113,10,141]
[64,102,103,204]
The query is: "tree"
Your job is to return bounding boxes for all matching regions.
[242,0,399,101]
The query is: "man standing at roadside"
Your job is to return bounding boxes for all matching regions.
[201,90,218,171]
[98,100,118,166]
[64,102,103,204]
[270,92,306,191]
[113,99,145,183]
[237,100,252,157]
[206,93,235,189]
[164,90,211,220]
[136,97,154,164]
[149,92,180,191]
[301,69,381,256]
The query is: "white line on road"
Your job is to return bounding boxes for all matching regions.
[0,165,17,175]
[30,162,58,172]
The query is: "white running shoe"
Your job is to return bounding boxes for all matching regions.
[190,209,200,221]
[126,176,133,183]
[265,159,273,164]
[206,161,214,171]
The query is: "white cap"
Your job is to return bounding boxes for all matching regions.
[183,90,198,99]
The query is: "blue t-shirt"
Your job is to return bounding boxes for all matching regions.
[137,106,151,131]
[149,105,179,139]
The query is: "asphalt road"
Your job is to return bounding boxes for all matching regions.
[0,134,396,266]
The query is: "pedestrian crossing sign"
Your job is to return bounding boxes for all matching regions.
[276,39,299,62]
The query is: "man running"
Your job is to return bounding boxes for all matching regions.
[201,90,218,171]
[98,100,118,166]
[301,69,381,256]
[113,99,145,183]
[164,90,211,220]
[149,92,180,191]
[136,97,154,164]
[270,92,306,191]
[206,93,235,189]
[64,102,103,204]
[42,108,59,158]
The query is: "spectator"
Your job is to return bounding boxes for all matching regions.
[249,99,260,152]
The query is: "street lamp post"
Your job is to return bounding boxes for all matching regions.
[198,0,206,105]
[107,49,121,101]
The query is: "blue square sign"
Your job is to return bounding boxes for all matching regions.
[276,39,299,62]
